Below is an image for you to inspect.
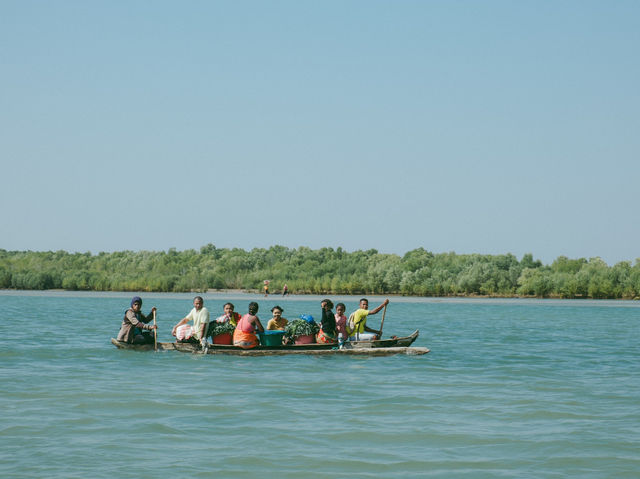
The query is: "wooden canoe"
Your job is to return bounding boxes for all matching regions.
[350,330,419,348]
[110,330,427,356]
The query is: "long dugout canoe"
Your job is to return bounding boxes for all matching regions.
[110,338,429,356]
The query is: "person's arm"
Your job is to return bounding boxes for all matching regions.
[368,299,389,316]
[364,324,381,335]
[363,300,388,335]
[126,310,156,331]
[139,307,157,324]
[171,316,190,336]
[254,316,265,333]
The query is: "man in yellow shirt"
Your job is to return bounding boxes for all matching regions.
[348,298,389,340]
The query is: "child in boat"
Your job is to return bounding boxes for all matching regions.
[316,299,337,343]
[334,302,348,342]
[266,305,288,330]
[215,302,241,327]
[233,302,265,349]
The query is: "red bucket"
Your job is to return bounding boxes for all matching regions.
[294,334,316,344]
[212,333,232,345]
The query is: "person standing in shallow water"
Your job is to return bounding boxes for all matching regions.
[117,296,157,344]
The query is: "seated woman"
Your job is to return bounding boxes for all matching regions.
[316,299,337,344]
[216,302,242,326]
[233,302,265,349]
[266,305,288,330]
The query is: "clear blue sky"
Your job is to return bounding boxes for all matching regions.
[2,1,638,265]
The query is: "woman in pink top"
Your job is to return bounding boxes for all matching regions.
[233,302,265,349]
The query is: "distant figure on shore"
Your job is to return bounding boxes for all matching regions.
[267,305,288,331]
[233,302,265,349]
[348,298,389,340]
[282,283,289,296]
[117,296,157,344]
[171,296,210,347]
[264,283,269,297]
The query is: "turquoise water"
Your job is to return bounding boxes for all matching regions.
[1,292,638,478]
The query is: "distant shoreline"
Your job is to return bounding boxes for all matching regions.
[1,288,637,301]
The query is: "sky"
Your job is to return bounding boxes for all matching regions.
[1,0,639,266]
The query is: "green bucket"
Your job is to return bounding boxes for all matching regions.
[259,330,285,346]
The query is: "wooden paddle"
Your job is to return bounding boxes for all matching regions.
[153,310,157,351]
[378,303,388,340]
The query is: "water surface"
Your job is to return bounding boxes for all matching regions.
[1,292,638,478]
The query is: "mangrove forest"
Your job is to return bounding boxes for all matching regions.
[1,245,639,299]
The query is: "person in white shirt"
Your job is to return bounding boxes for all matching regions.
[171,296,210,347]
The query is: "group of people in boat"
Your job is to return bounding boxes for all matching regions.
[116,295,389,349]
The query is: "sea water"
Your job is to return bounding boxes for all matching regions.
[0,291,638,478]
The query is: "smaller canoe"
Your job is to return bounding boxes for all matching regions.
[350,330,419,348]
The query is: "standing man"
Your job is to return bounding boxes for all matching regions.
[348,298,389,340]
[172,296,210,347]
[282,283,289,296]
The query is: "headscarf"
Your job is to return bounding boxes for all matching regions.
[131,296,142,307]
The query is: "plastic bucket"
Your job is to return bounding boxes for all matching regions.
[212,333,232,345]
[294,334,316,344]
[259,330,285,346]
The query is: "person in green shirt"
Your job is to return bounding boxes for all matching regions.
[348,298,389,340]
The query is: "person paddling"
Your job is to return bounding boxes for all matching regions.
[348,298,389,340]
[117,296,157,344]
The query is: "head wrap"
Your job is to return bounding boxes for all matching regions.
[131,296,142,307]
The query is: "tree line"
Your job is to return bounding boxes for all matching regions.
[1,245,639,299]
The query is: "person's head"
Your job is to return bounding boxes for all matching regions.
[336,303,346,315]
[248,302,259,315]
[131,296,142,311]
[271,305,283,318]
[359,298,369,310]
[321,299,334,310]
[193,296,204,310]
[223,303,235,315]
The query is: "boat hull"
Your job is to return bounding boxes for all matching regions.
[110,330,427,356]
